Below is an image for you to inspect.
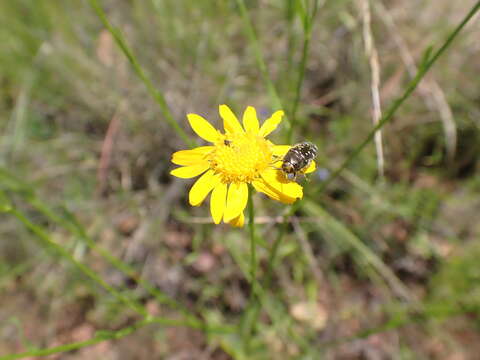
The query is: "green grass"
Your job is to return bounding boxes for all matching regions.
[1,0,480,358]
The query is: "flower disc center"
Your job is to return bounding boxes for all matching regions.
[209,133,272,183]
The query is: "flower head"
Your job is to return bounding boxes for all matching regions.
[170,105,316,227]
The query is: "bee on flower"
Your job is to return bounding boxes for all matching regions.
[170,105,316,227]
[280,142,318,181]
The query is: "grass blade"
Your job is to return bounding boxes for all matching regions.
[87,0,195,147]
[317,0,480,192]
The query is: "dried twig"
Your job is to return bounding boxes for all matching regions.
[361,0,385,178]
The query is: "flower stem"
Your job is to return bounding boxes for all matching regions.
[247,186,257,296]
[239,186,259,352]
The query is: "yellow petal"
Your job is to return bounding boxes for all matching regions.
[187,114,220,143]
[252,179,296,204]
[170,163,209,179]
[228,212,245,227]
[271,145,291,157]
[189,170,220,206]
[224,182,248,222]
[210,182,227,224]
[304,161,316,174]
[171,146,213,166]
[219,104,244,134]
[260,168,303,202]
[259,110,284,137]
[242,106,259,133]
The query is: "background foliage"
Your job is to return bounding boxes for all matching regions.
[1,0,480,359]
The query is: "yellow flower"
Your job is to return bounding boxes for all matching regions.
[170,105,316,227]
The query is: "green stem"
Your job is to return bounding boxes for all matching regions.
[0,316,224,360]
[246,208,291,349]
[3,203,234,340]
[235,0,286,121]
[87,0,195,147]
[0,167,207,330]
[287,33,311,143]
[238,186,260,352]
[287,0,320,143]
[8,208,148,317]
[317,0,480,194]
[247,186,257,296]
[284,0,297,96]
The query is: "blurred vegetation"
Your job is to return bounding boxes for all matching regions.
[1,0,480,359]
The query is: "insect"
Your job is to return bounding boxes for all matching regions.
[280,142,318,181]
[224,139,232,146]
